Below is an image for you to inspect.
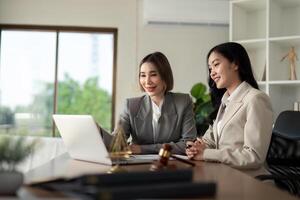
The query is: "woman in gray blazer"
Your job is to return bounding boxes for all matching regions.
[109,52,195,155]
[186,42,273,176]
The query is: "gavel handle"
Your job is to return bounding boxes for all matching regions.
[171,155,195,166]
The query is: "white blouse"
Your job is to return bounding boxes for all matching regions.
[151,99,164,143]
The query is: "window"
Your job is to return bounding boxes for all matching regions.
[0,25,117,137]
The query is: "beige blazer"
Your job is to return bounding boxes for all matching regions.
[119,92,197,155]
[202,82,273,176]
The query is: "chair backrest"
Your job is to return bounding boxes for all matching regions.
[267,111,300,166]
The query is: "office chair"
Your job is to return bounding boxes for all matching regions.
[256,110,300,196]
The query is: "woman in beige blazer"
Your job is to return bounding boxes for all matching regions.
[186,42,273,176]
[116,52,196,155]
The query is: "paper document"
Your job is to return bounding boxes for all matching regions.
[130,154,159,160]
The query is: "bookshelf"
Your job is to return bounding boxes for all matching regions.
[230,0,300,118]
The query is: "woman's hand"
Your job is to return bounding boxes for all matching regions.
[186,141,197,158]
[129,144,142,154]
[185,138,206,160]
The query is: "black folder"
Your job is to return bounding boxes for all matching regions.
[29,169,216,199]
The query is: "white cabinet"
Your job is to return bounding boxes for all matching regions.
[230,0,300,118]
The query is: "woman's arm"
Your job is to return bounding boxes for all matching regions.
[201,125,217,149]
[118,98,133,139]
[98,126,113,149]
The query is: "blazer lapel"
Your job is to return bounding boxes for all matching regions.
[219,102,243,135]
[135,95,154,142]
[213,104,225,148]
[156,93,177,142]
[218,82,251,138]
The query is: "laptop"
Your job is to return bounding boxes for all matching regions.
[53,114,158,165]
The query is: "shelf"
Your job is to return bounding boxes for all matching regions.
[231,0,300,119]
[270,35,300,41]
[269,36,300,47]
[270,0,300,37]
[269,80,300,85]
[231,0,266,41]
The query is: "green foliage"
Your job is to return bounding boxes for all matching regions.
[32,83,54,128]
[190,82,215,136]
[29,74,112,134]
[0,73,112,136]
[0,136,39,171]
[0,107,15,125]
[57,75,112,131]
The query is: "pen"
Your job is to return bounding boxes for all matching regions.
[171,155,195,166]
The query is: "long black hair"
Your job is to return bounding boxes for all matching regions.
[207,42,259,108]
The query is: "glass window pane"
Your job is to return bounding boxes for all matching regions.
[0,30,56,136]
[57,32,113,132]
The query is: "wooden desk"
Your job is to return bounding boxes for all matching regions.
[20,153,298,200]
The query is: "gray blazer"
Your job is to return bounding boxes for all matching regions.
[119,92,197,155]
[202,82,273,176]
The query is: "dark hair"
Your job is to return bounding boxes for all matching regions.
[139,52,174,92]
[207,42,259,107]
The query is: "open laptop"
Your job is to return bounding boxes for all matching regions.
[53,114,158,165]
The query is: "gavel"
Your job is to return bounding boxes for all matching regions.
[150,144,195,171]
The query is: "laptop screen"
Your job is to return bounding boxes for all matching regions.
[53,114,112,165]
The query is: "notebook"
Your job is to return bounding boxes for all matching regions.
[52,114,157,165]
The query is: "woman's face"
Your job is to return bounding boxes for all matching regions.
[139,62,166,98]
[208,51,240,91]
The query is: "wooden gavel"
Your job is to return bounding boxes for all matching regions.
[157,144,195,167]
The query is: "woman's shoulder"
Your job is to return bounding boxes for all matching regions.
[243,87,273,115]
[125,95,148,108]
[123,95,147,115]
[247,87,269,98]
[166,92,190,99]
[244,87,271,105]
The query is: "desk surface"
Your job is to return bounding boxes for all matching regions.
[20,153,298,200]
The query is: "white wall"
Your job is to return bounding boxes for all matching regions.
[0,0,228,126]
[137,0,228,93]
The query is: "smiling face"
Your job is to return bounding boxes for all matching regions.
[208,51,241,94]
[139,62,166,101]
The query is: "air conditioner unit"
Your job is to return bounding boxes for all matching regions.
[143,0,229,26]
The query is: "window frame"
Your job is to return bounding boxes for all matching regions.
[0,24,118,136]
